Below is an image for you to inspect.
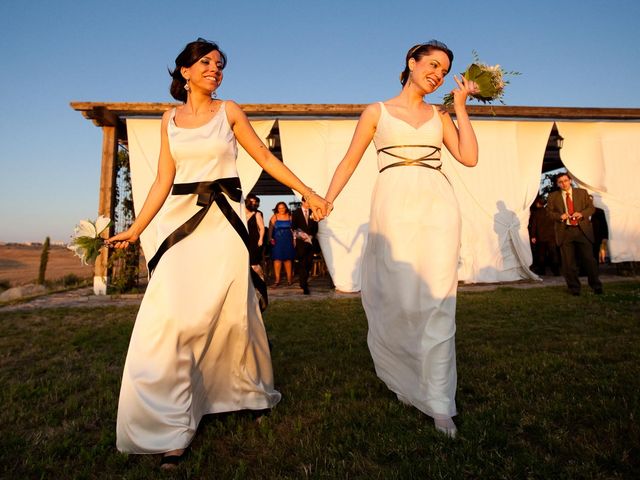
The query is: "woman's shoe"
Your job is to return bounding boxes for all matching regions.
[160,448,189,470]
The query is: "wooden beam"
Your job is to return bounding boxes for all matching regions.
[94,125,118,291]
[71,101,640,124]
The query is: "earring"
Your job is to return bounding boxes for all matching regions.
[211,91,217,99]
[184,80,190,92]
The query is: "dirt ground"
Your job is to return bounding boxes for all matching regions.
[0,244,94,287]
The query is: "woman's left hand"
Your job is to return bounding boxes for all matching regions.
[451,75,479,107]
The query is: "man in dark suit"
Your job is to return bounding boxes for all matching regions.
[529,195,560,275]
[291,199,318,295]
[546,172,603,295]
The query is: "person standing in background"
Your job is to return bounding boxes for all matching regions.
[546,172,603,296]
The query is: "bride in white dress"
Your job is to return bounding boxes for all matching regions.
[107,38,330,468]
[325,41,478,438]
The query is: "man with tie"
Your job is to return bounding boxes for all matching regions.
[292,199,319,295]
[546,171,603,296]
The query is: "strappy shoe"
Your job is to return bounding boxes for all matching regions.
[160,447,189,470]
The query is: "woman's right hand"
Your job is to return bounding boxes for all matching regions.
[306,192,333,221]
[106,228,139,249]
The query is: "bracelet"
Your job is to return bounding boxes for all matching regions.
[301,188,316,202]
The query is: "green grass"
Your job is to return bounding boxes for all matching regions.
[1,282,639,479]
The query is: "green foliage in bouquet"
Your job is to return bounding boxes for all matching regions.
[68,216,111,265]
[443,51,520,106]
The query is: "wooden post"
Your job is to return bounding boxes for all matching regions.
[94,125,118,295]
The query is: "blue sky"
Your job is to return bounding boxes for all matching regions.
[0,0,638,242]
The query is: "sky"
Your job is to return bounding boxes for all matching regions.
[0,0,638,243]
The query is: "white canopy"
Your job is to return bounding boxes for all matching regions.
[126,116,640,291]
[557,121,640,263]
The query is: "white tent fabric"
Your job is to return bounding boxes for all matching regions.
[557,121,640,262]
[442,120,553,283]
[126,117,274,263]
[280,119,552,289]
[279,120,378,292]
[127,114,639,290]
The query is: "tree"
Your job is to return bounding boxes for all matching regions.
[37,236,50,285]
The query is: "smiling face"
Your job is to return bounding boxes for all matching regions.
[408,50,450,93]
[182,50,224,95]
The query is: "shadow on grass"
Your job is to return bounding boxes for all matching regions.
[0,282,638,478]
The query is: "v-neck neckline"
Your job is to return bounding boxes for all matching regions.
[381,102,435,130]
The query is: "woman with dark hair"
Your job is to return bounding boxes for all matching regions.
[325,41,478,438]
[245,193,265,278]
[268,201,295,286]
[108,38,330,467]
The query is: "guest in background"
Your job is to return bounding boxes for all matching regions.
[268,202,295,286]
[528,195,559,275]
[590,204,609,264]
[546,171,603,295]
[291,198,318,295]
[245,193,265,278]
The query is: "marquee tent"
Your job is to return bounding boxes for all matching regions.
[71,103,640,293]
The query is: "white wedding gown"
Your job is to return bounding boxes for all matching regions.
[361,103,459,420]
[116,103,281,454]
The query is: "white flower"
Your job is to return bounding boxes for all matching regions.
[68,216,111,265]
[67,242,89,265]
[95,215,111,235]
[75,220,95,238]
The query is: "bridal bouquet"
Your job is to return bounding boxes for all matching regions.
[443,52,520,106]
[68,215,111,265]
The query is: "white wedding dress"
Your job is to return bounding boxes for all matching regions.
[116,102,281,454]
[361,103,459,420]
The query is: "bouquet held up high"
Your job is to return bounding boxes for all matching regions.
[443,51,520,106]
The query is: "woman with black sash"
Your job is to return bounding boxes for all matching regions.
[325,41,478,438]
[107,38,330,468]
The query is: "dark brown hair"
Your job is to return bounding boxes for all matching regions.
[169,38,227,102]
[273,202,290,214]
[400,40,454,86]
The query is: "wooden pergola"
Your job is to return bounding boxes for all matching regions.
[70,102,640,288]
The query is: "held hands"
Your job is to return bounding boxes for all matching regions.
[450,75,479,107]
[305,192,333,221]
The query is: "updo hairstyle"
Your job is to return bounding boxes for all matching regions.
[399,40,454,86]
[169,38,227,102]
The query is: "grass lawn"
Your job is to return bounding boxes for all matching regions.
[1,282,639,479]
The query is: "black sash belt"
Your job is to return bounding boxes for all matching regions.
[147,177,268,311]
[377,144,450,183]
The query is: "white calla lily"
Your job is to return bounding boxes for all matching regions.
[76,220,97,238]
[95,215,111,235]
[68,216,112,265]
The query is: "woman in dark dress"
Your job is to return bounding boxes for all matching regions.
[245,194,265,278]
[268,201,295,286]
